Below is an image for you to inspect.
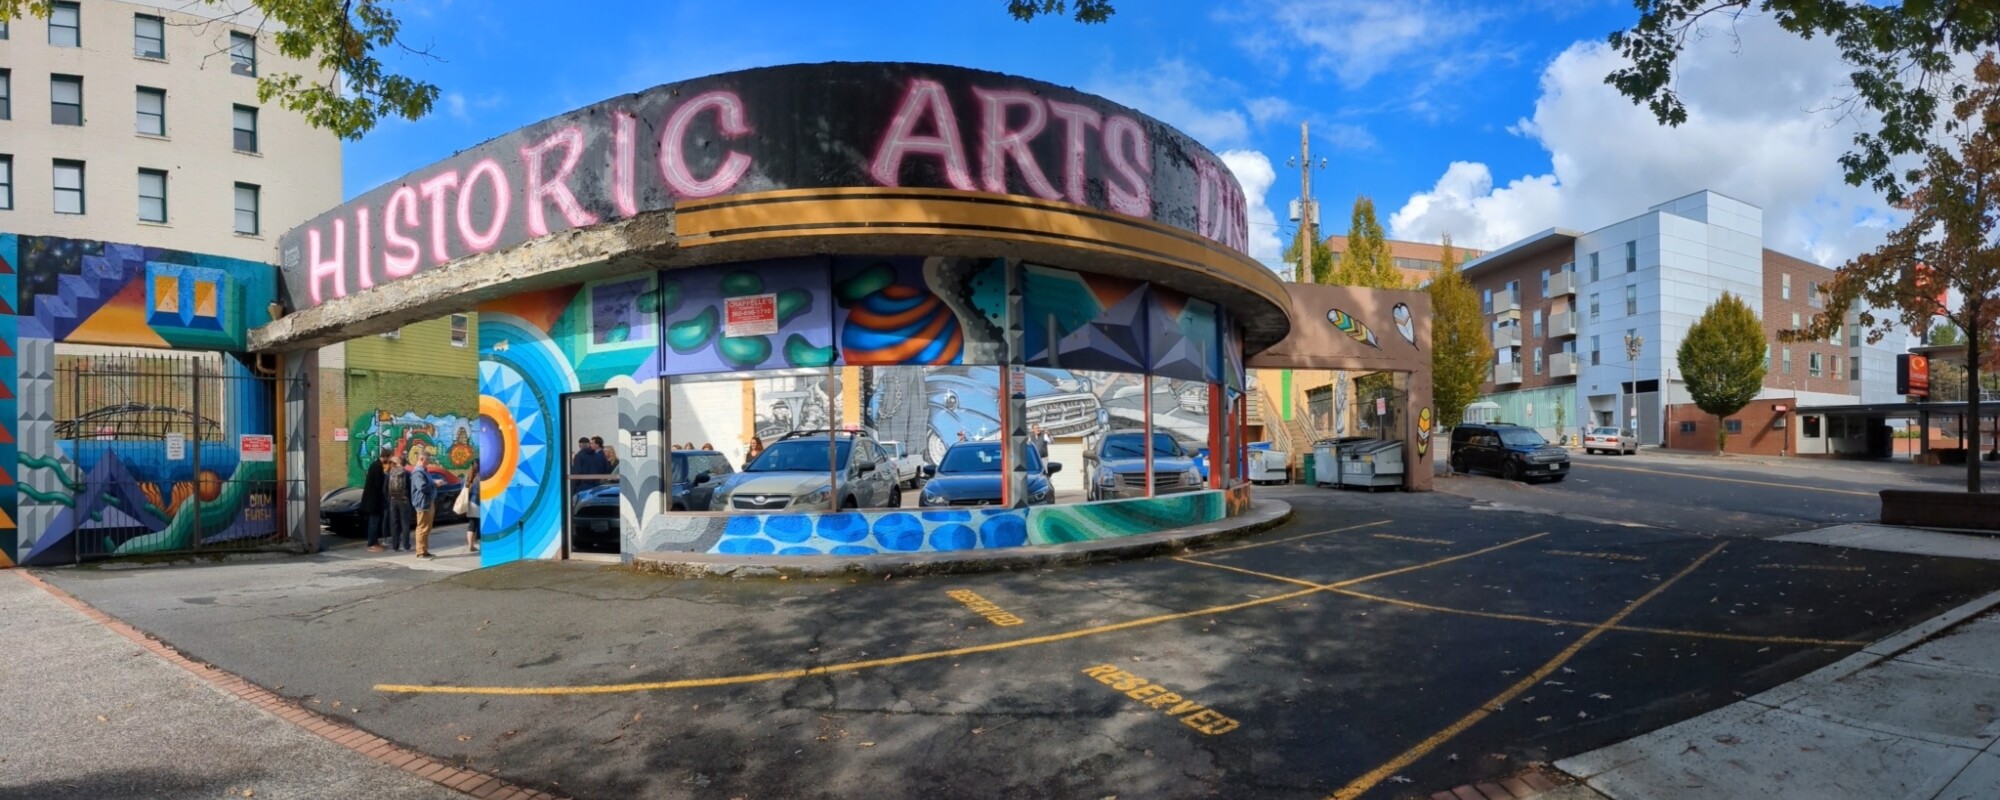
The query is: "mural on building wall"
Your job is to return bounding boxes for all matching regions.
[347,410,477,487]
[660,258,836,375]
[1027,491,1226,545]
[3,234,284,566]
[1148,287,1219,382]
[1022,265,1149,373]
[478,278,658,565]
[833,256,1004,365]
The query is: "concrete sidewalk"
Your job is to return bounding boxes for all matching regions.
[0,570,466,800]
[1558,589,2000,800]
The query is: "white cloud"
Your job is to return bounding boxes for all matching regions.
[1388,16,1901,265]
[1245,96,1295,126]
[1089,60,1252,148]
[1250,0,1484,87]
[1221,149,1285,267]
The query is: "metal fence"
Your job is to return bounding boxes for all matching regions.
[54,351,302,562]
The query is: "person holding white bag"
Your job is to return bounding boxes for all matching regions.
[455,469,480,554]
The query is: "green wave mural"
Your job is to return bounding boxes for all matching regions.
[110,460,277,556]
[1026,491,1226,545]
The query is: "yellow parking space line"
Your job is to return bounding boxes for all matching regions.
[1329,543,1729,800]
[1582,463,1875,497]
[1324,586,1866,648]
[1192,519,1390,555]
[1176,532,1550,592]
[375,531,1542,698]
[1373,534,1452,545]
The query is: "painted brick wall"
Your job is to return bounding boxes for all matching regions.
[346,316,478,378]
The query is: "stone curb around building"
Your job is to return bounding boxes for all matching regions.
[628,499,1295,579]
[12,569,568,800]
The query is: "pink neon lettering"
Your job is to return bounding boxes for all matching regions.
[418,171,461,265]
[456,159,511,252]
[357,207,373,290]
[612,111,639,218]
[660,91,753,198]
[1102,115,1152,218]
[307,219,346,305]
[382,186,421,277]
[974,89,1060,200]
[869,79,975,190]
[521,128,598,236]
[1047,101,1103,206]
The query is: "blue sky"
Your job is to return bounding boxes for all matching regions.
[347,0,1894,269]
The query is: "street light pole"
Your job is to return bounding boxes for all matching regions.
[1625,332,1644,445]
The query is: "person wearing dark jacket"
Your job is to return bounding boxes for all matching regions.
[362,451,390,552]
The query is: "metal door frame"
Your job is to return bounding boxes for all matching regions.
[559,389,619,560]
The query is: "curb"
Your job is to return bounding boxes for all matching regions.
[12,569,566,800]
[629,499,1295,579]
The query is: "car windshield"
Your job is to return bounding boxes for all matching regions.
[1591,427,1619,436]
[1101,433,1181,459]
[1499,429,1548,447]
[746,439,850,472]
[938,444,1041,474]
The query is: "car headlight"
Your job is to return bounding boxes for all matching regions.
[1028,485,1051,502]
[920,484,943,504]
[1184,468,1201,484]
[1097,470,1116,487]
[799,484,832,506]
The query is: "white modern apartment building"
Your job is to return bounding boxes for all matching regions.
[0,0,341,257]
[1460,190,1902,451]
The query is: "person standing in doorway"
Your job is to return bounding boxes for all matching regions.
[463,469,481,554]
[384,455,413,552]
[410,450,438,559]
[362,449,389,552]
[594,436,620,474]
[571,437,605,491]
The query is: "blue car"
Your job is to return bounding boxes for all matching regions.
[918,441,1061,507]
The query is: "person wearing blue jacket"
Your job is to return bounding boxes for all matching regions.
[410,449,439,559]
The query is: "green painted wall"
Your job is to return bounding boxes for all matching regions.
[346,315,479,377]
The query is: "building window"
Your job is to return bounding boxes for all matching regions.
[1851,356,1861,380]
[1802,416,1821,438]
[1590,335,1601,366]
[137,168,167,223]
[1625,241,1637,272]
[1809,352,1823,378]
[1625,284,1638,316]
[1589,252,1600,282]
[134,14,165,58]
[1829,416,1847,438]
[1506,280,1519,303]
[1832,355,1842,377]
[1533,309,1544,338]
[1533,347,1544,375]
[53,160,85,214]
[234,183,260,235]
[1540,269,1550,298]
[51,75,83,126]
[1781,273,1791,300]
[0,155,12,210]
[1483,289,1493,314]
[1,17,8,38]
[1725,419,1743,434]
[232,106,258,153]
[50,1,81,47]
[1589,293,1600,321]
[229,32,257,76]
[1808,281,1824,308]
[136,87,165,136]
[0,69,10,120]
[450,314,470,347]
[1790,312,1800,329]
[1679,421,1696,434]
[1782,347,1792,374]
[1849,327,1861,347]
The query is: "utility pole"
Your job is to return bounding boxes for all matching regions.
[1286,123,1327,283]
[1625,332,1644,445]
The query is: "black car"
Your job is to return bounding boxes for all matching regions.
[319,471,467,536]
[918,441,1061,507]
[570,450,734,554]
[1449,423,1569,482]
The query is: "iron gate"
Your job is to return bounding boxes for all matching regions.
[53,351,303,562]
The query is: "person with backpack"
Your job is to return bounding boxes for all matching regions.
[384,455,414,552]
[410,449,439,559]
[362,450,390,552]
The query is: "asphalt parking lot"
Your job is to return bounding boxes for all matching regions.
[37,481,2000,799]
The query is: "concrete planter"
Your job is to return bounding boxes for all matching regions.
[1880,489,2000,531]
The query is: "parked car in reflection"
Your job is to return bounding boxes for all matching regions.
[1086,431,1203,501]
[319,468,465,536]
[923,367,1103,464]
[1582,426,1639,455]
[1449,423,1570,482]
[711,431,899,512]
[918,441,1061,507]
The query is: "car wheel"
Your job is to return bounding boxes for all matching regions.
[889,485,902,508]
[1502,460,1522,481]
[841,497,858,510]
[1449,455,1466,474]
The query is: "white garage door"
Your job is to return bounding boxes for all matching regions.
[1049,438,1086,494]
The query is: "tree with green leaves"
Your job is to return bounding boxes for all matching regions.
[1608,1,1998,201]
[1282,237,1337,285]
[2,0,437,139]
[1679,292,1768,454]
[1794,52,2000,492]
[1929,321,1965,346]
[1006,0,1114,23]
[1335,197,1403,289]
[1429,235,1488,433]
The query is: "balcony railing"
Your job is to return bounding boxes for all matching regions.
[1491,362,1522,386]
[1549,270,1577,297]
[1493,326,1520,348]
[1492,289,1520,319]
[1549,352,1577,379]
[1549,310,1576,338]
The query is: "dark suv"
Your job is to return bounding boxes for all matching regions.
[1449,423,1570,482]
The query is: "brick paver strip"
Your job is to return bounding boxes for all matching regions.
[12,569,562,800]
[1500,776,1536,797]
[1474,782,1512,800]
[1521,771,1558,792]
[1452,787,1487,800]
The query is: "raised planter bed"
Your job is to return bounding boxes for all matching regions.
[1880,489,2000,532]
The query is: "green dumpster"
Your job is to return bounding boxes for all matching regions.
[1298,453,1314,484]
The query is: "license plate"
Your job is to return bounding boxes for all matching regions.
[1552,463,1567,471]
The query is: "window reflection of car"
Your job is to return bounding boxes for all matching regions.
[918,442,1061,507]
[568,450,735,552]
[924,367,1103,463]
[711,432,899,513]
[1087,431,1203,501]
